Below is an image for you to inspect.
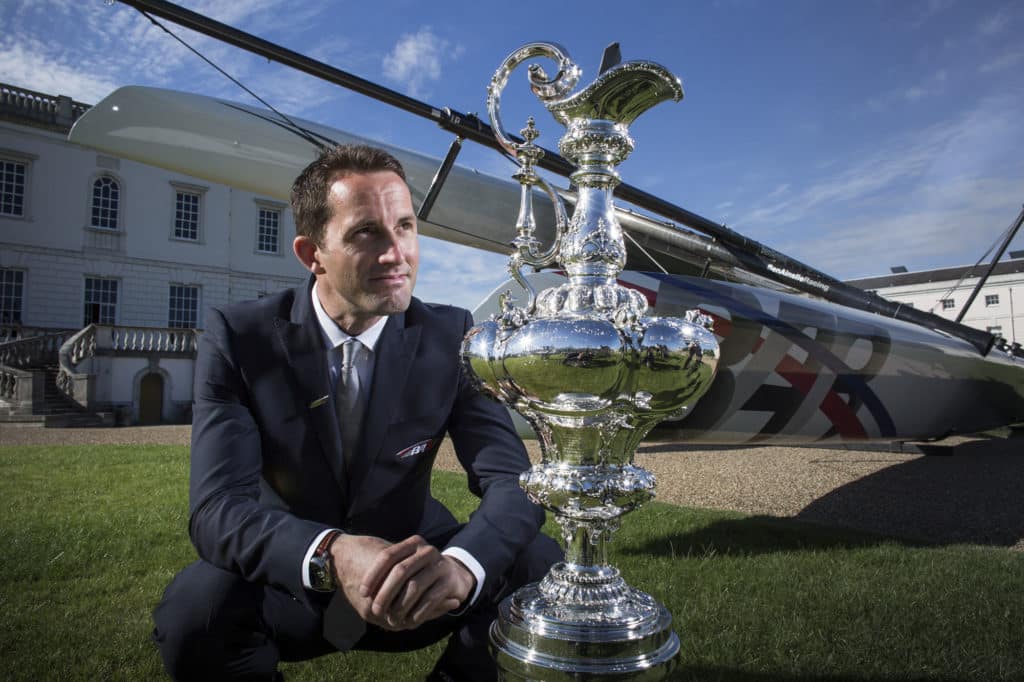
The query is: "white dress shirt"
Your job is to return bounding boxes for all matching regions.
[301,282,485,606]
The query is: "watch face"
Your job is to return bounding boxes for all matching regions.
[311,531,340,591]
[311,554,335,591]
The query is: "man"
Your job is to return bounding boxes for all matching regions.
[153,144,561,681]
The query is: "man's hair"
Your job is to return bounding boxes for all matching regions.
[290,144,407,245]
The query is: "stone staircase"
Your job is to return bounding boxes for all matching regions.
[1,365,111,427]
[41,365,111,426]
[0,325,115,428]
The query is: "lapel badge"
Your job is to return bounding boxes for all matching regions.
[308,395,329,409]
[395,438,437,461]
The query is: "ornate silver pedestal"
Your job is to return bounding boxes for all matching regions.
[462,43,720,680]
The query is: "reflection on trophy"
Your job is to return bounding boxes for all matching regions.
[461,43,721,679]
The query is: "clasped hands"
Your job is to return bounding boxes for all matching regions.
[331,534,476,631]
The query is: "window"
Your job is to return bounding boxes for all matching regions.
[90,176,120,230]
[83,277,118,325]
[168,284,200,328]
[941,298,954,310]
[174,190,201,240]
[985,294,1000,306]
[257,206,281,254]
[0,269,24,324]
[1,157,27,217]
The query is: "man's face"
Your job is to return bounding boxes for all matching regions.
[312,170,419,334]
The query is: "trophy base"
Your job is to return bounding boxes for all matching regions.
[490,581,681,681]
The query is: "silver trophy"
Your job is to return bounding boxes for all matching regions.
[462,43,720,680]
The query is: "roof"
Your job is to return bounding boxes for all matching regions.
[846,258,1024,290]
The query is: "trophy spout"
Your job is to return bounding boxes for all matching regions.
[547,60,683,128]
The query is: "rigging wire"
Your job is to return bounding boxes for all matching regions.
[135,7,520,258]
[928,217,1018,313]
[135,8,327,152]
[622,229,670,274]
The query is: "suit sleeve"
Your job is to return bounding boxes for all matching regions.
[188,308,328,602]
[442,309,549,595]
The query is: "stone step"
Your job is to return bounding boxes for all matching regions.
[2,364,108,424]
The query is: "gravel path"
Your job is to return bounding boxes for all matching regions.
[3,423,1020,551]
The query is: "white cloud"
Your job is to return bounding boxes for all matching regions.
[980,49,1024,73]
[382,27,462,98]
[735,93,1024,278]
[188,0,288,28]
[414,237,512,311]
[908,0,956,27]
[779,175,1024,278]
[0,38,120,103]
[865,68,948,111]
[904,86,927,101]
[746,93,1021,228]
[0,0,342,118]
[977,8,1011,36]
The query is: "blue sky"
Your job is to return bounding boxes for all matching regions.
[3,0,1022,309]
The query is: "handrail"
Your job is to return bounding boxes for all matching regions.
[0,330,72,368]
[110,326,200,353]
[56,324,201,401]
[56,325,97,401]
[0,365,32,402]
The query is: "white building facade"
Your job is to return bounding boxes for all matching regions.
[1,82,307,424]
[846,260,1024,348]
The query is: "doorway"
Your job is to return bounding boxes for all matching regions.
[139,372,164,425]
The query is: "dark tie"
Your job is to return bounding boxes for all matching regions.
[336,338,365,469]
[324,338,369,650]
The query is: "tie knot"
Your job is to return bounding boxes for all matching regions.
[340,339,360,372]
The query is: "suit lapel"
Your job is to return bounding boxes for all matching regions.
[276,278,349,495]
[348,311,420,514]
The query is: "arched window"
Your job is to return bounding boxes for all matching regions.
[91,176,120,230]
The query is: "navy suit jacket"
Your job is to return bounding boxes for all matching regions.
[188,277,544,608]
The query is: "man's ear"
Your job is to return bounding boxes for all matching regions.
[293,235,325,275]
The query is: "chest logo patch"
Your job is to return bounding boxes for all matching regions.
[395,438,437,461]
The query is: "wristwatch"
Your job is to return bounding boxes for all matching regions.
[309,530,342,592]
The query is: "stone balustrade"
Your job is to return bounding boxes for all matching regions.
[1,324,201,414]
[57,326,97,404]
[0,325,70,344]
[110,326,199,354]
[0,330,71,369]
[0,82,90,130]
[56,325,201,407]
[0,366,42,407]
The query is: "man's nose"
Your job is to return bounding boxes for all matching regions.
[379,231,407,263]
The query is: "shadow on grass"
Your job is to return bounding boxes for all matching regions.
[637,435,1024,549]
[797,449,1024,548]
[620,512,920,559]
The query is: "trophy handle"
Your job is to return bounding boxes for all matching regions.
[488,43,577,279]
[487,42,580,152]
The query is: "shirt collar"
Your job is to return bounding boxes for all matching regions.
[311,281,388,352]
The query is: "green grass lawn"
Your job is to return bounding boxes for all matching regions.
[0,444,1021,681]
